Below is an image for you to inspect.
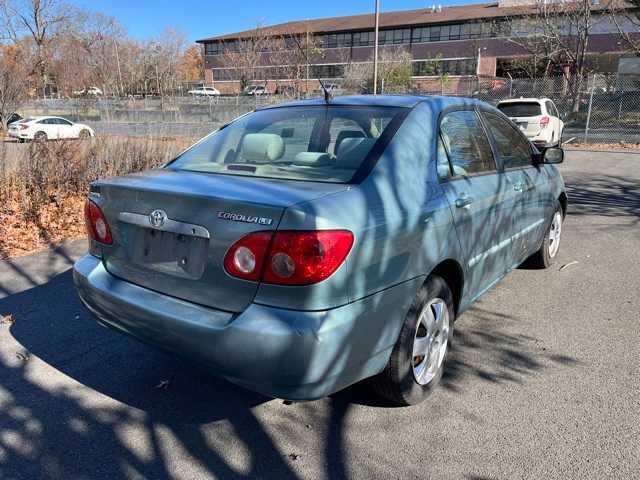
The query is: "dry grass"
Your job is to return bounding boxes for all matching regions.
[0,136,193,259]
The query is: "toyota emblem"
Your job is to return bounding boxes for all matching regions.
[149,209,167,228]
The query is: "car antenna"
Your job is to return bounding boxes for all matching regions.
[291,34,331,103]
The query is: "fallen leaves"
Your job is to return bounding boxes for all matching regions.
[0,194,86,259]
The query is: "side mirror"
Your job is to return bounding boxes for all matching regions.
[537,147,564,164]
[533,147,564,164]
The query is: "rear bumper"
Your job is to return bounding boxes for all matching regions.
[73,254,417,400]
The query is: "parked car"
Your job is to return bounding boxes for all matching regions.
[188,86,221,97]
[2,112,22,129]
[7,116,95,142]
[74,95,566,405]
[73,86,103,97]
[243,85,267,96]
[497,98,564,147]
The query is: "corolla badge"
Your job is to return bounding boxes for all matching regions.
[149,209,168,228]
[217,211,273,226]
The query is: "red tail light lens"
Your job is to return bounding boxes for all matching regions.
[84,199,113,245]
[19,124,28,130]
[540,116,550,128]
[224,231,273,281]
[224,230,354,285]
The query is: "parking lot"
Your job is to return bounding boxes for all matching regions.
[0,150,638,479]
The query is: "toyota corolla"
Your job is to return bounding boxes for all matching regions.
[74,95,567,405]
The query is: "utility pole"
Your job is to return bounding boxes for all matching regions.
[373,0,380,95]
[114,38,124,97]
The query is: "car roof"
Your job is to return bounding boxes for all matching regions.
[497,98,547,104]
[27,116,73,122]
[259,94,489,110]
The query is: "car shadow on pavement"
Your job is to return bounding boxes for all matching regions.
[0,269,579,479]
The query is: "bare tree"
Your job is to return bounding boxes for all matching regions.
[0,44,27,129]
[610,0,640,55]
[220,23,273,92]
[343,47,412,94]
[506,0,614,114]
[0,0,74,96]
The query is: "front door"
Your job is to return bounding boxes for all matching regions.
[437,109,515,300]
[481,111,547,265]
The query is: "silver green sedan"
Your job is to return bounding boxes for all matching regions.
[74,95,566,405]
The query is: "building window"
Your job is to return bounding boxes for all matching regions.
[310,64,345,79]
[205,42,223,55]
[353,31,375,47]
[412,58,477,77]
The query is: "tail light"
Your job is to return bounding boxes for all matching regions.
[19,124,29,130]
[224,230,354,285]
[84,199,113,245]
[540,116,550,129]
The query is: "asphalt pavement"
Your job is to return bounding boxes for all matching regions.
[0,151,638,479]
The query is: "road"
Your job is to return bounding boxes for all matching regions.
[0,151,638,479]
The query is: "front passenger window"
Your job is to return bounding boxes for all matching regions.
[440,111,495,176]
[483,113,532,169]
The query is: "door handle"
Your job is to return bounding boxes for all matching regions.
[455,194,474,208]
[513,182,525,192]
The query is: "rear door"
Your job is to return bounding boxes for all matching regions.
[438,109,516,298]
[54,118,75,139]
[481,111,545,264]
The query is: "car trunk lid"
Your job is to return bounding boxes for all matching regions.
[95,169,347,312]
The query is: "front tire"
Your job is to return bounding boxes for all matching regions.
[528,203,563,269]
[372,275,454,406]
[79,129,91,140]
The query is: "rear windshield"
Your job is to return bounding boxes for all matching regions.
[168,105,405,183]
[497,102,542,117]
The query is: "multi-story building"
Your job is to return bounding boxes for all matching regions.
[196,0,639,94]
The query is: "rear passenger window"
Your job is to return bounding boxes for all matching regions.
[483,112,532,169]
[439,111,495,176]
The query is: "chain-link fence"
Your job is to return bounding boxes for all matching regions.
[17,73,640,146]
[467,73,640,147]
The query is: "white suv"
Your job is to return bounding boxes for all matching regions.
[497,98,564,147]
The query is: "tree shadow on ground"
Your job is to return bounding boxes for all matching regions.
[0,269,579,479]
[564,173,640,223]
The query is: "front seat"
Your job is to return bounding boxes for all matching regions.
[334,130,365,156]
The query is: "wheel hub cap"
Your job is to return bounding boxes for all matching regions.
[548,211,562,258]
[412,298,450,385]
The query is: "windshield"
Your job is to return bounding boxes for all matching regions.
[168,105,406,183]
[497,102,542,117]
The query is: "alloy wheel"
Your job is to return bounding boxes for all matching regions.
[548,211,562,258]
[412,298,450,385]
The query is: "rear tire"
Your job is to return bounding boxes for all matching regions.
[528,202,563,269]
[79,129,91,140]
[34,131,47,142]
[372,275,454,406]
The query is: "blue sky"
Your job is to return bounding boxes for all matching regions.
[72,0,486,42]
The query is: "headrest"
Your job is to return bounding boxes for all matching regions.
[241,133,285,162]
[335,130,365,155]
[293,152,334,167]
[335,137,376,169]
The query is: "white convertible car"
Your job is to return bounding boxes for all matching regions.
[7,116,95,142]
